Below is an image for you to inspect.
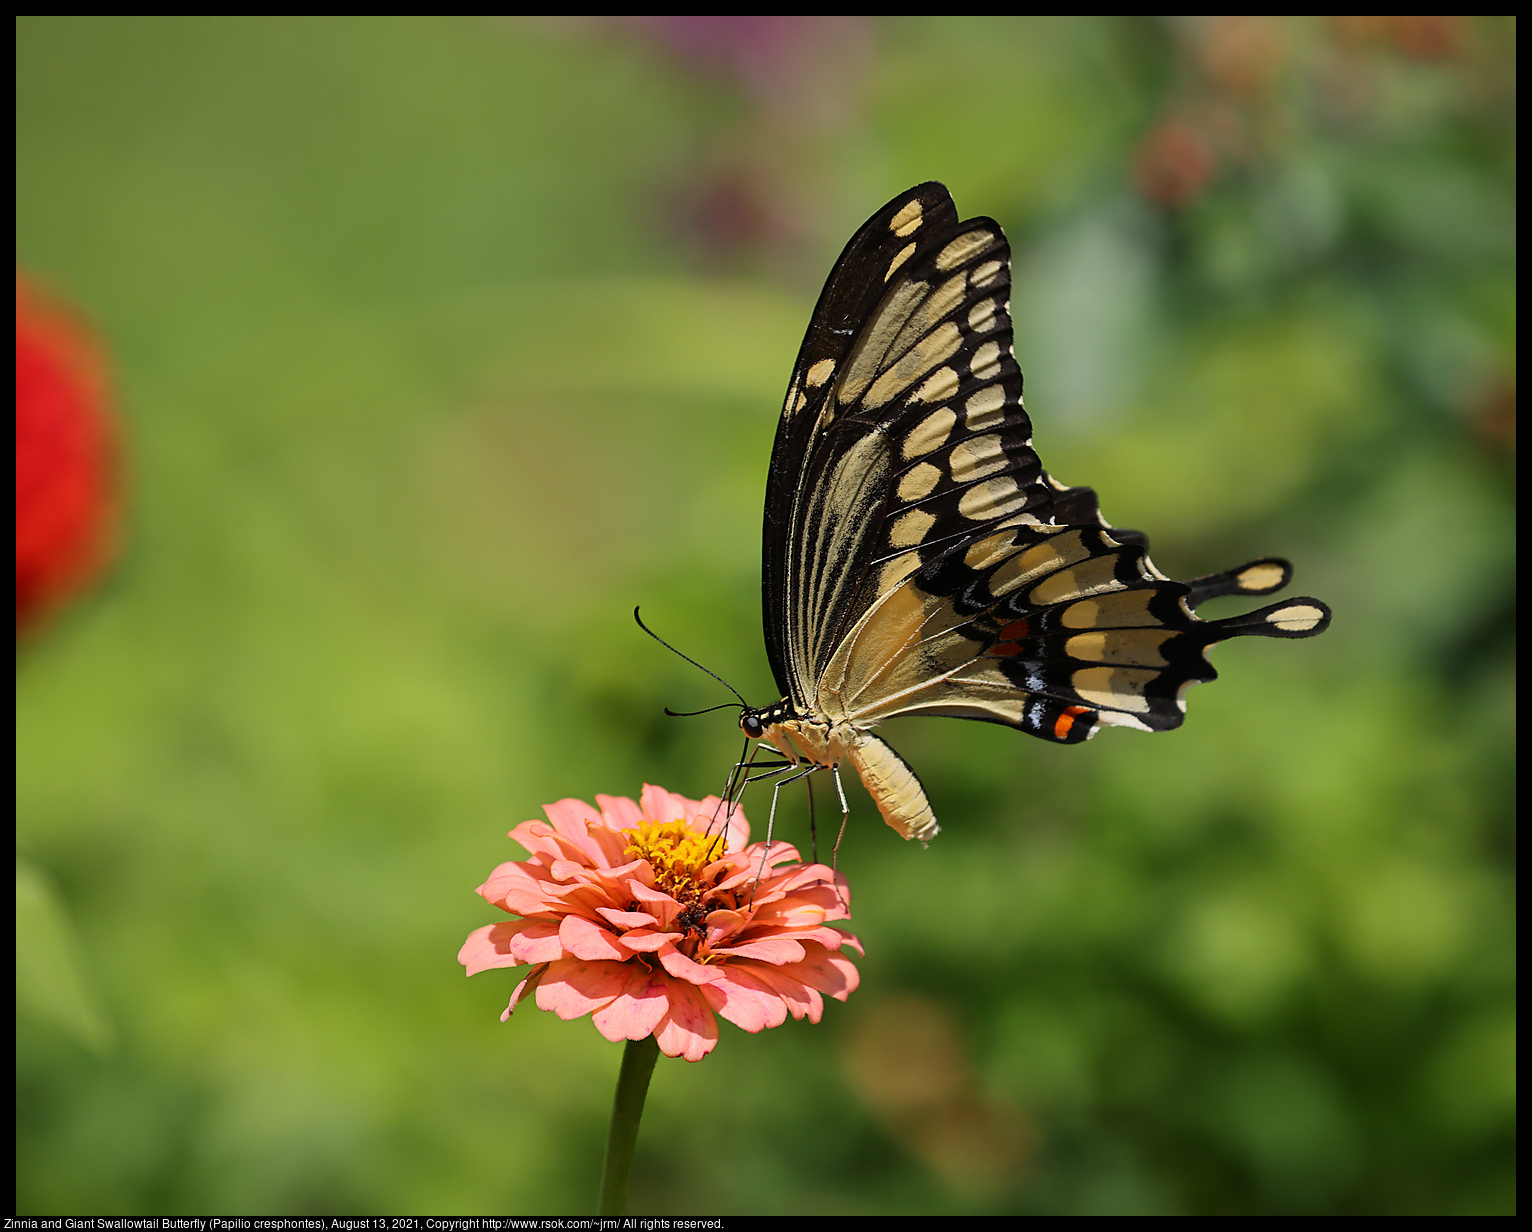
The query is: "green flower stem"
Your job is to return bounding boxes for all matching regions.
[598,1034,661,1215]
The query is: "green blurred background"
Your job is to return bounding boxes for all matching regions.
[16,16,1514,1215]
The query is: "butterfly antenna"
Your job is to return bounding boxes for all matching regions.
[664,702,743,719]
[633,607,750,709]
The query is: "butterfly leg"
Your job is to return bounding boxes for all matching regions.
[763,763,818,851]
[735,758,797,800]
[831,761,850,816]
[722,735,780,813]
[716,741,758,829]
[805,774,817,865]
[829,763,852,872]
[714,741,791,839]
[748,762,820,902]
[705,740,758,846]
[718,741,748,814]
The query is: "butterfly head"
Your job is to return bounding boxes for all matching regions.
[739,699,796,742]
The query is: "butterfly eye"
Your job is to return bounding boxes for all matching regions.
[740,712,765,739]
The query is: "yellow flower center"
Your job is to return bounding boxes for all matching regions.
[624,819,725,902]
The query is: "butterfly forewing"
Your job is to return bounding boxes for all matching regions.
[763,183,1057,710]
[763,184,955,702]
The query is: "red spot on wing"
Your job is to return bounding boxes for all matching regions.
[988,617,1032,658]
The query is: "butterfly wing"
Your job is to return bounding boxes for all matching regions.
[819,520,1330,747]
[763,182,1055,708]
[759,182,1331,837]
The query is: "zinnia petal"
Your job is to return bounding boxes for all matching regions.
[509,819,588,865]
[710,935,807,965]
[595,793,645,831]
[559,914,631,961]
[653,981,719,1062]
[657,944,724,985]
[590,966,673,1043]
[500,963,550,1022]
[542,796,604,836]
[458,923,518,976]
[458,919,562,975]
[702,966,791,1033]
[737,961,825,1021]
[608,928,670,954]
[535,958,631,1020]
[637,783,692,825]
[506,920,565,964]
[596,905,656,930]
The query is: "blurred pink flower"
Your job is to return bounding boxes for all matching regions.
[460,784,861,1063]
[1132,114,1219,208]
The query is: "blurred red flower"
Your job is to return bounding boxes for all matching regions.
[16,275,119,634]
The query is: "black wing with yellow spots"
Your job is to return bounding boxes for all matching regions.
[760,181,1330,750]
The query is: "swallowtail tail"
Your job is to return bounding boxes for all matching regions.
[738,182,1330,842]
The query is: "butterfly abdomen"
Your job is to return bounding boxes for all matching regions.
[753,710,941,844]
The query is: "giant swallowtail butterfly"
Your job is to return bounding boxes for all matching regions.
[737,182,1331,843]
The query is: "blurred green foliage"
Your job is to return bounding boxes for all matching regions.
[17,15,1513,1216]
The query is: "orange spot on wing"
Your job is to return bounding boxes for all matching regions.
[998,618,1030,641]
[1053,705,1091,741]
[989,641,1022,657]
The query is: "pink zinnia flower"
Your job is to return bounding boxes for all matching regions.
[459,784,861,1063]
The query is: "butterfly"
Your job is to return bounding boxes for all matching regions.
[735,182,1331,843]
